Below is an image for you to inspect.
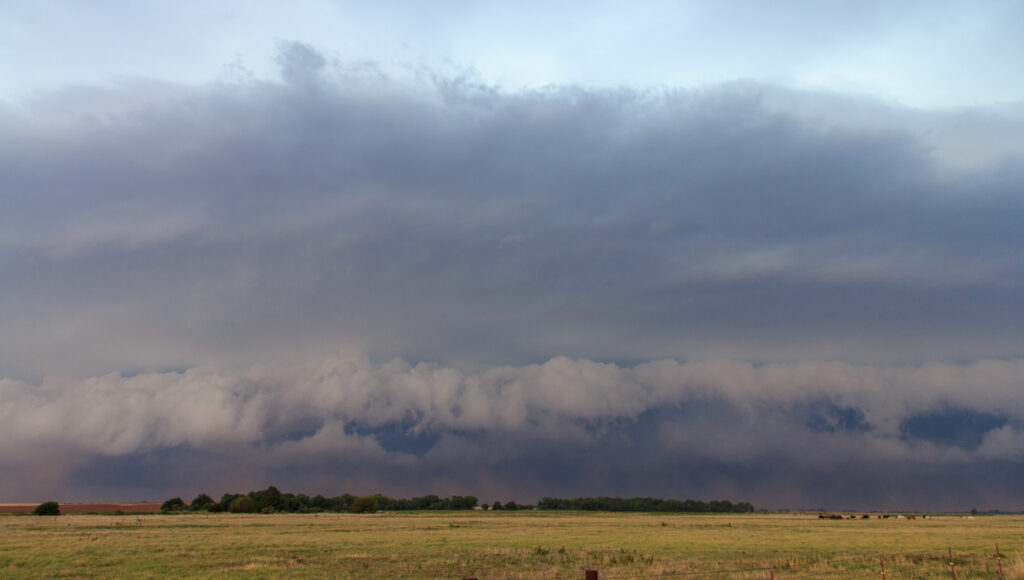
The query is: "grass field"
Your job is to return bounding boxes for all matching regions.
[1,511,1022,579]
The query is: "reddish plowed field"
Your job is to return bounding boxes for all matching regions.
[0,502,162,515]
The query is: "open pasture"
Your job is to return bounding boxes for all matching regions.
[1,511,1022,579]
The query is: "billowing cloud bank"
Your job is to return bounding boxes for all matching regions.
[2,43,1024,508]
[3,352,1023,510]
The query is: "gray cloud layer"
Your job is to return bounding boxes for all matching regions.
[2,43,1023,507]
[2,352,1023,510]
[3,43,1024,379]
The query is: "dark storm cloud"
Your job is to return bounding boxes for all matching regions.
[2,43,1024,507]
[2,353,1024,509]
[2,43,1023,379]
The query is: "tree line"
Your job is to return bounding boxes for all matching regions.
[160,487,487,514]
[158,487,753,515]
[536,497,755,513]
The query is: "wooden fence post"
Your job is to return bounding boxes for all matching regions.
[997,542,1005,579]
[585,570,598,580]
[948,547,957,580]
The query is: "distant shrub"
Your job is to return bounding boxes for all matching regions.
[160,497,186,512]
[252,486,284,512]
[189,493,215,511]
[536,496,755,513]
[350,496,378,514]
[32,501,60,516]
[229,496,256,513]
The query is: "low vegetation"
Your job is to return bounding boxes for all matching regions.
[537,496,755,513]
[1,512,1020,578]
[159,486,487,514]
[30,502,59,516]
[158,486,754,515]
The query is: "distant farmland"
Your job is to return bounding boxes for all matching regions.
[2,511,1022,578]
[0,502,161,515]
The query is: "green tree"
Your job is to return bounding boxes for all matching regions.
[253,486,284,513]
[160,497,186,512]
[189,493,215,511]
[32,501,60,516]
[372,493,397,511]
[735,502,755,513]
[350,496,378,514]
[327,494,353,512]
[228,496,257,513]
[311,494,328,510]
[449,495,478,510]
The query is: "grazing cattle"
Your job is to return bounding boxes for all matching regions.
[819,513,859,520]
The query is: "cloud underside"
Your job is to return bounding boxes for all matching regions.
[3,353,1024,510]
[2,44,1024,381]
[2,43,1024,508]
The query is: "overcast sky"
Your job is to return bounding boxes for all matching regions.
[2,1,1024,510]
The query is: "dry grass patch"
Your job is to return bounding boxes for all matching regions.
[1,512,1021,578]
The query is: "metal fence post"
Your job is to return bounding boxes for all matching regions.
[585,570,598,580]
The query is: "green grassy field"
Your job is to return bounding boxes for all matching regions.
[1,511,1021,579]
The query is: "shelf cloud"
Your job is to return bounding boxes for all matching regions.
[3,352,1024,510]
